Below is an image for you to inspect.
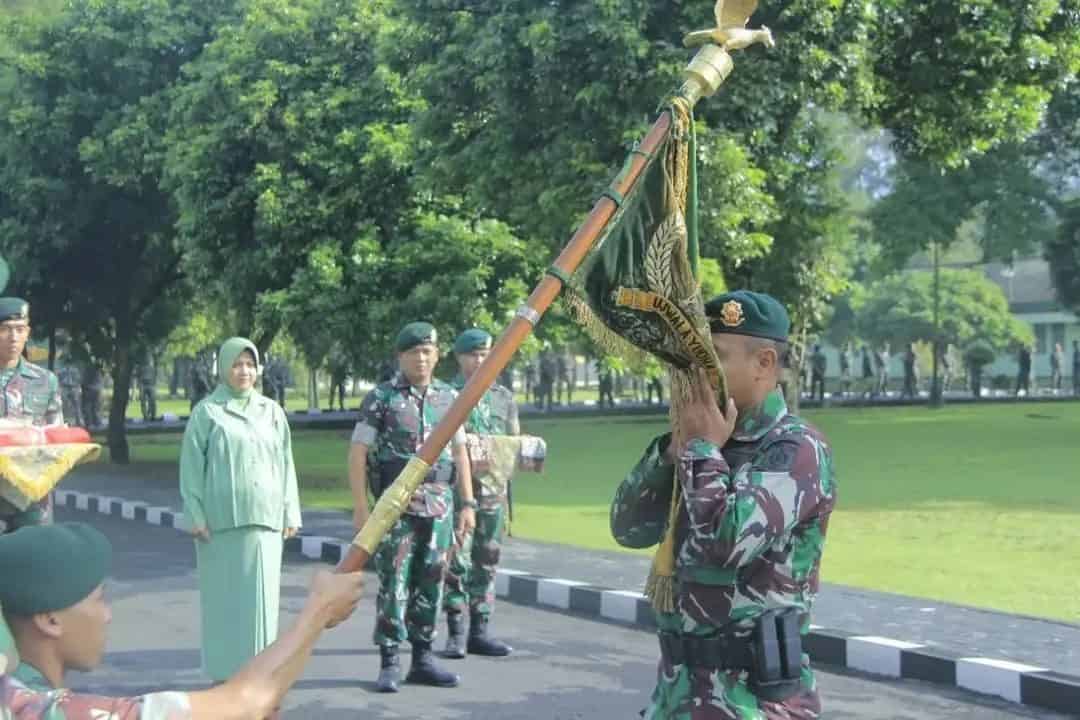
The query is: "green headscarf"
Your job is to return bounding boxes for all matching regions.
[216,337,260,401]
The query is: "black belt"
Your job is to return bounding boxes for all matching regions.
[658,613,808,672]
[659,630,753,671]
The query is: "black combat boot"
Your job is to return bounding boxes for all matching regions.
[443,610,467,659]
[407,641,460,687]
[467,612,512,657]
[376,645,401,693]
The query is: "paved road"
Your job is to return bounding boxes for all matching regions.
[64,466,1080,678]
[52,507,1070,719]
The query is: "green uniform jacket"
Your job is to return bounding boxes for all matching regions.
[451,375,519,511]
[610,389,837,720]
[2,673,191,719]
[351,373,465,519]
[179,386,301,533]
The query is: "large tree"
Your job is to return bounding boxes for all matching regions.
[165,0,424,352]
[1045,199,1080,312]
[168,0,542,373]
[856,270,1033,353]
[0,0,236,461]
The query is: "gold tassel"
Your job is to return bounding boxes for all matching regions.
[644,466,682,612]
[562,291,653,373]
[643,367,687,612]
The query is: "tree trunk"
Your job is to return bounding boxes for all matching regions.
[930,241,944,407]
[108,322,134,464]
[784,324,807,414]
[252,329,277,367]
[308,367,318,411]
[47,327,57,371]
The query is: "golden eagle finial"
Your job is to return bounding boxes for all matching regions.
[683,0,775,52]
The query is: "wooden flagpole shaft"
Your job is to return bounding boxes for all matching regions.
[335,112,674,573]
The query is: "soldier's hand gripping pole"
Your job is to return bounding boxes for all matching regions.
[335,43,737,574]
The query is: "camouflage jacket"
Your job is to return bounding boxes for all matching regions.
[611,389,836,720]
[351,372,465,519]
[0,361,62,427]
[2,673,191,720]
[452,375,520,509]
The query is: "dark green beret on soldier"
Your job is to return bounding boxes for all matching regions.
[704,290,790,342]
[0,522,111,616]
[453,329,492,355]
[396,322,438,353]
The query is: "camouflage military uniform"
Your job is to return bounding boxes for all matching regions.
[137,360,156,421]
[351,372,465,648]
[56,365,83,429]
[443,377,519,619]
[79,366,103,430]
[611,389,836,719]
[2,672,191,720]
[0,360,63,533]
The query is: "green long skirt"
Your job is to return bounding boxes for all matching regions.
[194,525,283,681]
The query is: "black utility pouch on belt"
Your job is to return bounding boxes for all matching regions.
[748,607,804,702]
[374,457,411,499]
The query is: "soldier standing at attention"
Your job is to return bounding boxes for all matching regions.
[1072,340,1080,396]
[1015,343,1032,397]
[838,343,852,398]
[442,329,516,660]
[809,344,826,402]
[137,353,157,421]
[347,322,475,693]
[80,364,103,430]
[611,290,837,719]
[0,297,63,534]
[57,360,84,429]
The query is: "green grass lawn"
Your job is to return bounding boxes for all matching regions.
[121,386,642,419]
[120,390,313,419]
[108,402,1080,622]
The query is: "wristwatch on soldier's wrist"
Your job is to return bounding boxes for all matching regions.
[461,499,479,510]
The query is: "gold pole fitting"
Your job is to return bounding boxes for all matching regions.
[678,45,735,108]
[353,456,432,554]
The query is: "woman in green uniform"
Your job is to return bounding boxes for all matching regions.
[179,337,301,682]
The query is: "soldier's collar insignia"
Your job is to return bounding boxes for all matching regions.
[720,300,745,328]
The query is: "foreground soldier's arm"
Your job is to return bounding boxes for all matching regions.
[609,433,675,549]
[2,571,363,720]
[678,432,834,570]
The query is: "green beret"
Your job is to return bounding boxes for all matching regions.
[0,297,29,323]
[453,328,492,354]
[395,322,438,353]
[705,290,790,343]
[0,523,111,616]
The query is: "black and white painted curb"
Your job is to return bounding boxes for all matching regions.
[55,488,1080,716]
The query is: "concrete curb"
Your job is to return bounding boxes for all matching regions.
[54,488,1080,716]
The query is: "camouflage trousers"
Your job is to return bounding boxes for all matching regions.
[373,513,453,648]
[444,504,505,618]
[0,494,52,535]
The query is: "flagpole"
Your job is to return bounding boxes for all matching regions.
[337,39,756,574]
